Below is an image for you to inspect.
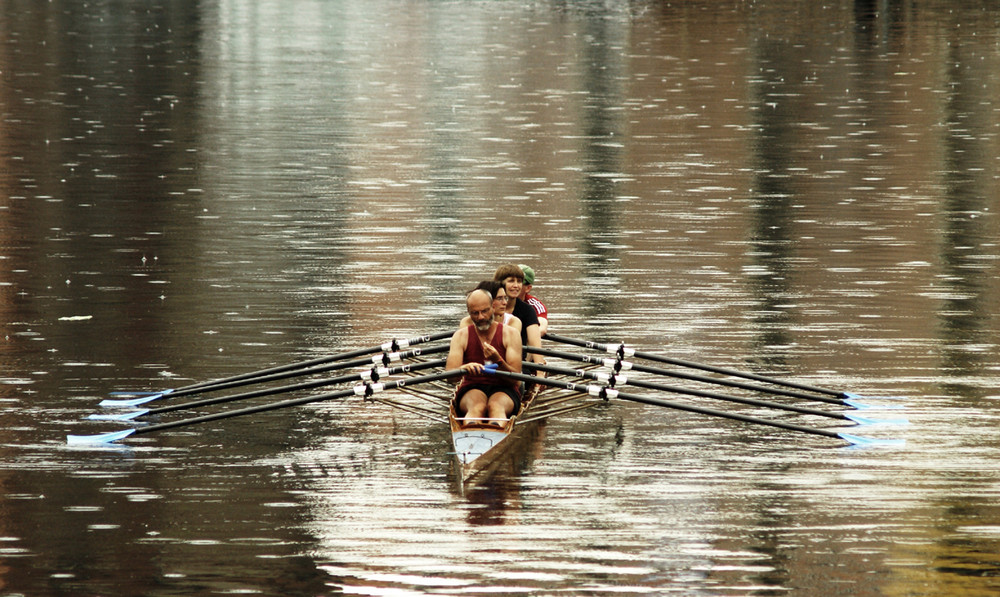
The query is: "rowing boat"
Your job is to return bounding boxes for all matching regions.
[449,382,543,483]
[68,331,906,465]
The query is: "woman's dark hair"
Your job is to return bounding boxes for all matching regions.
[468,279,504,299]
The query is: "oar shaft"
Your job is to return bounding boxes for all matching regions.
[527,346,845,406]
[160,344,449,400]
[525,362,848,421]
[120,331,453,396]
[146,359,447,416]
[545,334,847,398]
[130,369,464,437]
[492,369,843,441]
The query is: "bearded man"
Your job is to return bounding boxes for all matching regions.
[445,289,523,427]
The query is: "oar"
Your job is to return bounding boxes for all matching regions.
[523,362,907,427]
[68,368,465,445]
[545,333,898,403]
[488,369,904,447]
[90,359,447,422]
[100,343,449,407]
[526,346,896,410]
[107,330,453,401]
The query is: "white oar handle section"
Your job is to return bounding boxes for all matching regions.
[378,333,443,351]
[372,351,404,364]
[354,382,385,395]
[359,367,392,381]
[600,358,632,370]
[590,371,628,385]
[379,333,445,352]
[588,385,618,399]
[606,344,635,357]
[381,339,409,351]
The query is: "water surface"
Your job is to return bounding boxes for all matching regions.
[2,0,1000,595]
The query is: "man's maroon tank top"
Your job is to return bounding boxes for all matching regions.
[457,324,518,392]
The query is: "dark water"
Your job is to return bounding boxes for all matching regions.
[3,0,1000,594]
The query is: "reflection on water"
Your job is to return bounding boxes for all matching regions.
[938,25,996,382]
[746,30,799,372]
[1,0,1000,595]
[578,13,629,324]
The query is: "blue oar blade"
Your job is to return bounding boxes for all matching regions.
[99,395,161,408]
[844,413,910,426]
[843,398,905,410]
[88,409,149,421]
[838,432,906,447]
[100,389,173,408]
[842,392,906,401]
[67,428,137,445]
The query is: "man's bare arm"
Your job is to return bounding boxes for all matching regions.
[503,326,522,374]
[445,328,470,379]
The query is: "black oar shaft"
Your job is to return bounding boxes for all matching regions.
[124,331,453,396]
[130,369,464,437]
[545,333,846,398]
[158,344,449,400]
[525,362,848,421]
[146,359,447,416]
[527,346,845,406]
[493,369,843,440]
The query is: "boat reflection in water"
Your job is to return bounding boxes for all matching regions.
[456,421,548,524]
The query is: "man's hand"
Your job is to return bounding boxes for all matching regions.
[481,342,501,362]
[461,362,485,375]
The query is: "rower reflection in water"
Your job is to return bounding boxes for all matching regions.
[446,289,523,428]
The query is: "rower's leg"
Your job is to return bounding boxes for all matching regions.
[486,392,515,427]
[459,389,488,425]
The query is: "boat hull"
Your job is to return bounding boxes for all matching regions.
[450,383,541,483]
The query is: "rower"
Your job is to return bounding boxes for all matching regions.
[517,264,548,336]
[459,280,522,334]
[446,289,523,428]
[493,263,546,369]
